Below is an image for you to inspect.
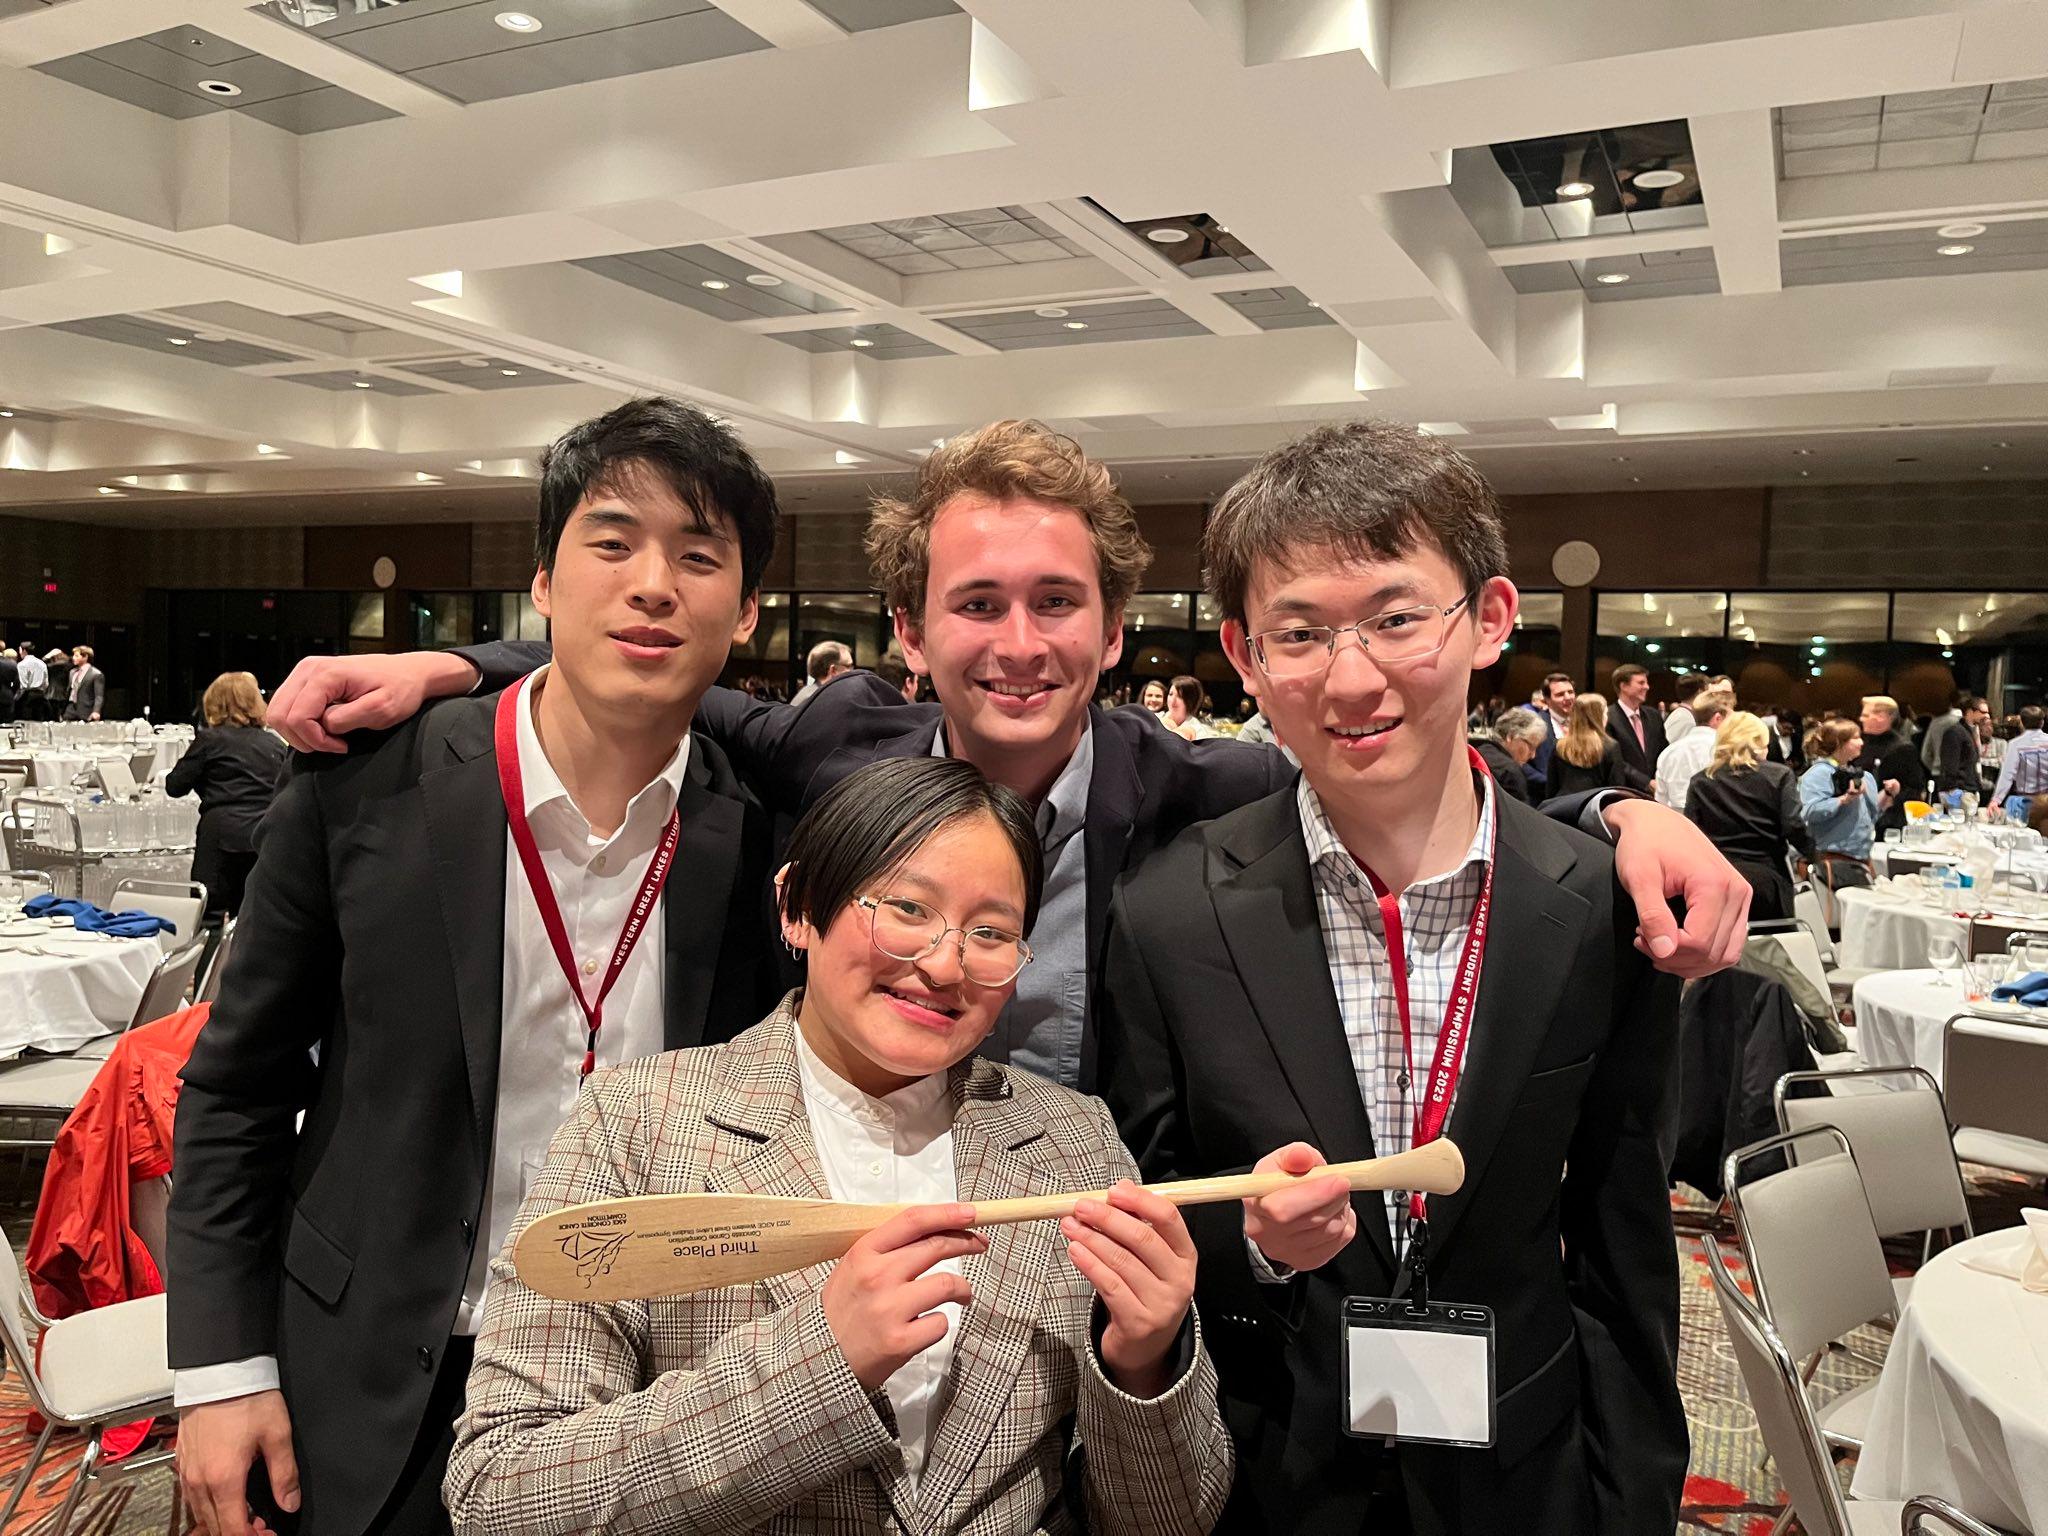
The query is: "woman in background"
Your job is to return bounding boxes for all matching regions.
[1164,675,1219,741]
[1139,678,1168,718]
[1799,719,1898,880]
[165,671,288,919]
[1544,693,1628,802]
[1683,711,1811,921]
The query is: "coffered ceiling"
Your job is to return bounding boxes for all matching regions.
[5,0,2048,526]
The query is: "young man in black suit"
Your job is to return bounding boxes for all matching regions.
[1607,662,1667,794]
[265,425,1750,1093]
[1101,420,1688,1535]
[168,400,781,1536]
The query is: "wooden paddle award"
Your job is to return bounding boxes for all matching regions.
[511,1137,1464,1301]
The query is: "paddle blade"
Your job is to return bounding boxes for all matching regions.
[511,1192,896,1301]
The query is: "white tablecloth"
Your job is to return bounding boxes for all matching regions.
[0,925,157,1057]
[1838,887,1972,971]
[1877,843,2048,885]
[1853,969,1977,1082]
[1852,1228,2048,1533]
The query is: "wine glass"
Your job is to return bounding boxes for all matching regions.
[1927,935,1965,989]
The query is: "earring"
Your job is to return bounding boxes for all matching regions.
[782,932,805,962]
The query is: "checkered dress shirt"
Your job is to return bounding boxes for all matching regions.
[1297,770,1497,1258]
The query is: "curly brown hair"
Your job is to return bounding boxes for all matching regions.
[864,420,1150,620]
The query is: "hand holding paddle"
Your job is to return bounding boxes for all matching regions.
[822,1204,983,1392]
[512,1137,1464,1302]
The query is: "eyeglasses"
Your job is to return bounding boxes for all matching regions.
[855,894,1033,987]
[1248,595,1473,677]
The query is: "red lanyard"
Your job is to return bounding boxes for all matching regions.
[1357,747,1497,1226]
[495,682,680,1077]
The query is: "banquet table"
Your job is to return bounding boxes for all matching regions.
[1851,1227,2048,1533]
[1851,969,1993,1083]
[0,922,157,1057]
[1876,842,2048,885]
[1838,886,1972,972]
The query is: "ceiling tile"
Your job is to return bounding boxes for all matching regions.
[137,26,252,67]
[35,52,225,118]
[1879,106,1984,141]
[1782,144,1879,176]
[1781,119,1880,152]
[330,0,715,74]
[1878,135,1974,168]
[1975,126,2048,160]
[240,86,401,133]
[803,0,960,29]
[406,8,768,105]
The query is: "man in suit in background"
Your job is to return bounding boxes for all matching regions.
[169,399,781,1536]
[1525,671,1574,792]
[788,637,852,707]
[1607,663,1666,794]
[265,424,1754,1095]
[1103,420,1688,1535]
[63,646,104,721]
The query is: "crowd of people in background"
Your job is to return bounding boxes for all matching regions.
[1465,668,2048,919]
[0,641,107,722]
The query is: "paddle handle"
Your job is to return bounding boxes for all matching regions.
[967,1138,1465,1227]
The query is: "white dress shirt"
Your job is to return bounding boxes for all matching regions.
[175,667,688,1407]
[1654,723,1716,810]
[793,1025,960,1482]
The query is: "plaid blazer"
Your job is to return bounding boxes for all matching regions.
[446,998,1231,1536]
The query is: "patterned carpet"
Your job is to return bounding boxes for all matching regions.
[0,1168,2037,1536]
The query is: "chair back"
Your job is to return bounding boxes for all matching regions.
[196,916,236,1007]
[1943,1014,2048,1145]
[1745,923,1835,1021]
[1701,1236,1849,1536]
[1792,884,1836,959]
[0,1225,57,1423]
[1904,1494,2007,1535]
[1726,1125,1896,1361]
[1773,1068,1971,1240]
[128,939,205,1033]
[108,878,206,954]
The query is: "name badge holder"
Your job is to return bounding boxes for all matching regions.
[1340,748,1500,1449]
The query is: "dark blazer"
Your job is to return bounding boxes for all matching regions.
[1682,762,1810,922]
[167,690,777,1536]
[61,662,101,720]
[1100,788,1686,1536]
[1471,736,1532,806]
[1937,722,1983,797]
[1542,739,1628,803]
[1606,701,1667,794]
[166,724,290,917]
[1856,727,1924,836]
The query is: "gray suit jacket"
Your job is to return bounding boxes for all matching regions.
[447,999,1231,1536]
[64,663,104,720]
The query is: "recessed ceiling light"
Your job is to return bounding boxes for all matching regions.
[416,471,439,483]
[1612,455,1629,463]
[1306,300,1321,309]
[834,450,865,466]
[1936,243,1974,257]
[1981,464,1994,471]
[1594,272,1631,285]
[931,437,947,449]
[1938,222,1986,239]
[257,443,278,454]
[849,337,875,348]
[1799,470,1810,477]
[494,10,541,31]
[197,79,241,96]
[1146,227,1190,244]
[166,337,189,346]
[96,486,122,496]
[352,379,373,388]
[0,411,13,418]
[1994,440,2010,449]
[1555,180,1595,198]
[1034,307,1069,319]
[1063,321,1089,330]
[744,273,783,287]
[700,279,730,291]
[1794,448,1813,455]
[1629,476,1641,483]
[1634,169,1685,189]
[500,368,519,376]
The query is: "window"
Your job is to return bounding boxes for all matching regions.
[1592,591,1727,703]
[1891,592,2048,721]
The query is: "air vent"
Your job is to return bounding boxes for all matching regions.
[1886,366,1994,388]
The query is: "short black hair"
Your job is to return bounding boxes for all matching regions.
[535,397,779,592]
[1203,419,1509,623]
[779,757,1045,942]
[1542,671,1573,699]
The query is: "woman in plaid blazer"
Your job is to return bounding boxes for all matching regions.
[447,757,1231,1535]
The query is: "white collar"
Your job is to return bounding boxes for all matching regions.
[513,667,690,835]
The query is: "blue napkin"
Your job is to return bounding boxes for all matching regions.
[1991,970,2048,1007]
[23,894,178,939]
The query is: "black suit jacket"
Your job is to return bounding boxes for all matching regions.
[167,691,776,1536]
[1100,788,1686,1536]
[1606,702,1666,794]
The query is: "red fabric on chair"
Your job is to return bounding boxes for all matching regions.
[24,1001,211,1459]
